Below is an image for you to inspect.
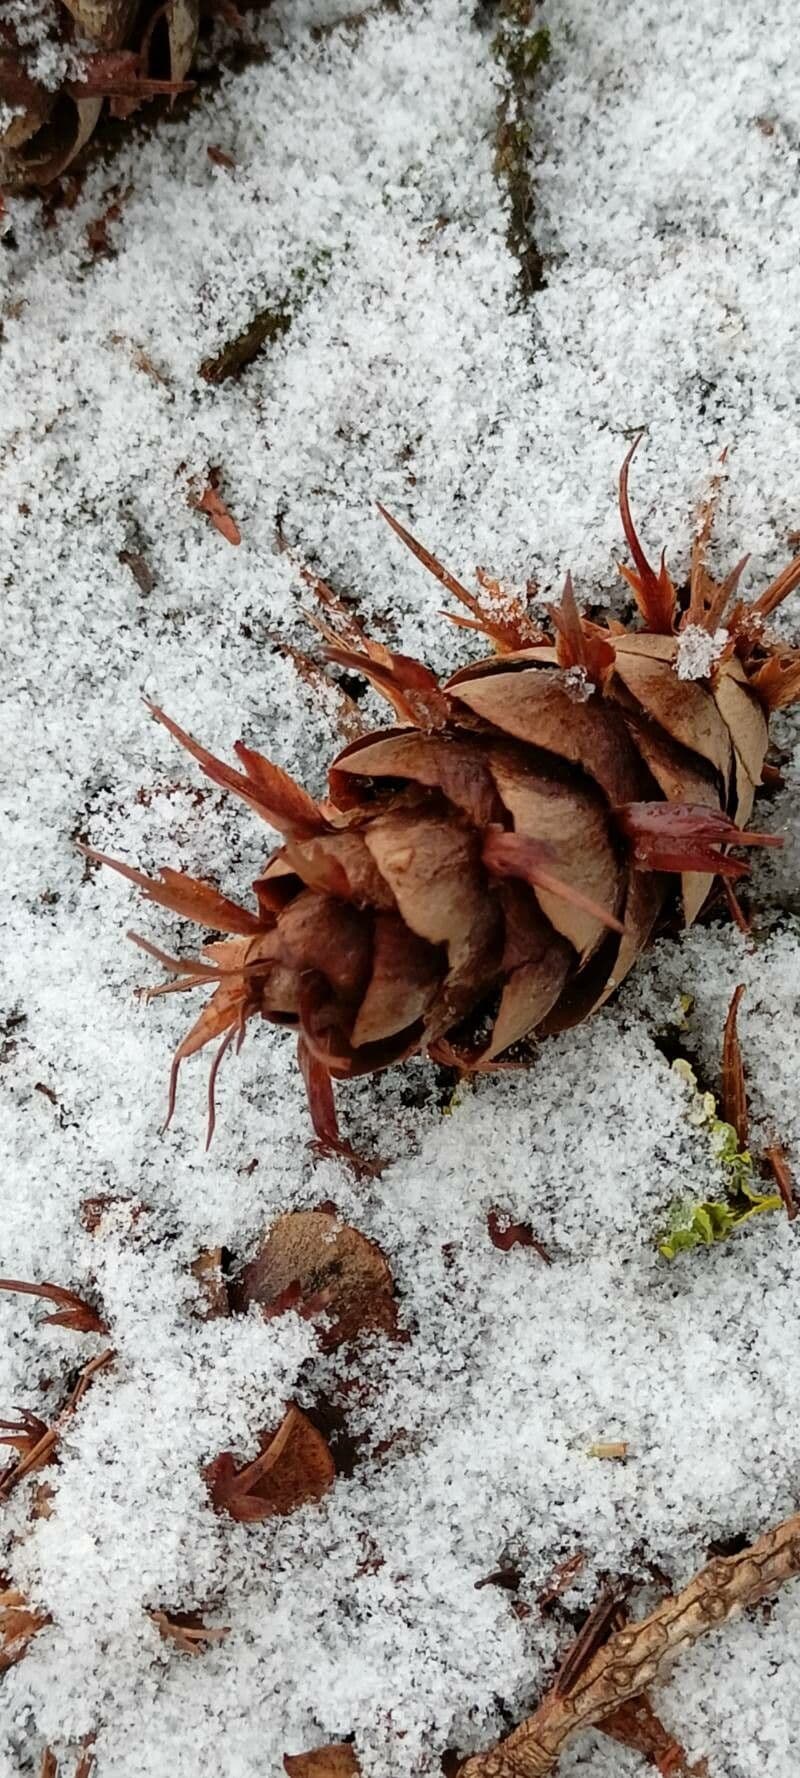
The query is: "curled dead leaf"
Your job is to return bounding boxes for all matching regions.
[0,1278,106,1335]
[150,1607,230,1655]
[205,1404,335,1522]
[0,1586,51,1672]
[233,1211,397,1348]
[600,1691,707,1774]
[487,1209,550,1263]
[189,476,241,545]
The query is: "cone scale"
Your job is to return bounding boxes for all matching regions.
[91,447,800,1158]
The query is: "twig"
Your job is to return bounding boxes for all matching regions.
[0,1350,114,1503]
[460,1509,800,1778]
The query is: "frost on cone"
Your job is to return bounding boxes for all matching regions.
[92,445,800,1159]
[0,0,198,189]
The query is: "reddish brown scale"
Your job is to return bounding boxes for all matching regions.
[92,446,800,1159]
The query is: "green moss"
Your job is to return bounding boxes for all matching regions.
[494,24,551,85]
[658,1060,782,1259]
[489,9,551,297]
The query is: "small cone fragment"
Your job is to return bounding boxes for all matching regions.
[93,451,798,1150]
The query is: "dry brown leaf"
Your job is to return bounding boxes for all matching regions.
[599,1691,707,1774]
[487,1209,550,1263]
[0,1586,51,1672]
[233,1211,397,1347]
[74,1739,96,1778]
[150,1607,230,1655]
[189,478,241,546]
[205,1404,335,1522]
[284,1747,360,1778]
[118,548,155,593]
[0,1277,106,1335]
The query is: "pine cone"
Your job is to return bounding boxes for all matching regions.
[0,0,198,190]
[91,445,800,1160]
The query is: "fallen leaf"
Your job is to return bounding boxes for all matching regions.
[487,1209,550,1263]
[207,144,236,169]
[600,1690,707,1774]
[474,1558,523,1592]
[233,1211,397,1348]
[205,1404,335,1522]
[31,1480,55,1520]
[39,1750,58,1778]
[150,1607,230,1655]
[0,1278,106,1334]
[284,1748,360,1778]
[0,1411,49,1477]
[118,549,155,594]
[189,476,241,545]
[0,1586,50,1672]
[74,1738,96,1778]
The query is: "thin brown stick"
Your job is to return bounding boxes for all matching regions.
[0,1350,114,1503]
[460,1508,800,1778]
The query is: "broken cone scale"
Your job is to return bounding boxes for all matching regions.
[92,447,798,1157]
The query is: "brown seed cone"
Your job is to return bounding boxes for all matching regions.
[93,444,800,1158]
[0,0,198,190]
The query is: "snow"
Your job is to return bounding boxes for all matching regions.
[676,624,729,680]
[2,0,800,1776]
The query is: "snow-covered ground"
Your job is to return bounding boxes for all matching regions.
[2,1,800,1774]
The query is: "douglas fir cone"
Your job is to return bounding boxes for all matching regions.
[90,447,800,1159]
[0,0,199,189]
